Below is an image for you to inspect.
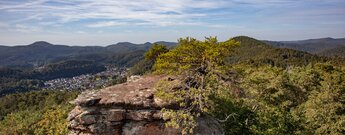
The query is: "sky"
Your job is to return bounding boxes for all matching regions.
[0,0,344,46]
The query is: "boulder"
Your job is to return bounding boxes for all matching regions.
[68,75,224,135]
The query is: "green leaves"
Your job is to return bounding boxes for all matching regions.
[154,37,239,75]
[235,63,345,134]
[153,37,240,134]
[144,43,169,61]
[162,108,197,135]
[0,91,78,135]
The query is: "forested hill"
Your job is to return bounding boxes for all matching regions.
[228,36,329,67]
[0,41,176,68]
[1,37,344,68]
[317,46,345,57]
[1,36,344,134]
[264,37,345,54]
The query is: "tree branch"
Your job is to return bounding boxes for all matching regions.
[217,113,237,123]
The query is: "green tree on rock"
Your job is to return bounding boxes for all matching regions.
[153,37,239,134]
[145,43,169,61]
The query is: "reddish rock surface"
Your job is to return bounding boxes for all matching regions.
[68,75,223,135]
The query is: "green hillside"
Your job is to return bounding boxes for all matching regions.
[317,46,345,57]
[1,36,344,135]
[228,36,327,67]
[264,37,345,54]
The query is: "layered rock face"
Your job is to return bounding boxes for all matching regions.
[68,75,223,135]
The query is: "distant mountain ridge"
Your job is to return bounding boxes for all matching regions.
[28,41,54,47]
[1,37,344,68]
[229,36,328,67]
[0,41,177,68]
[263,37,345,54]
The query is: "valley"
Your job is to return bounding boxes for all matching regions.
[1,1,344,134]
[43,66,127,91]
[0,36,344,135]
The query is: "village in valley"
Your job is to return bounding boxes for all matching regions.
[43,66,127,91]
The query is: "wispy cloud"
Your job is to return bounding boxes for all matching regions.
[0,0,344,45]
[1,0,344,28]
[0,0,228,27]
[14,24,41,33]
[86,21,126,28]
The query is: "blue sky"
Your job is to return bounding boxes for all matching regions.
[0,0,344,46]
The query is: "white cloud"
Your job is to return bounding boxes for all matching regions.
[86,21,126,28]
[14,24,41,33]
[0,0,230,27]
[0,0,344,45]
[2,0,344,28]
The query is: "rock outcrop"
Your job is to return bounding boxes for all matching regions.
[68,75,223,135]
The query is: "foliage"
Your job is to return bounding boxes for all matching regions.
[228,36,328,68]
[0,105,72,135]
[0,90,78,134]
[0,110,42,134]
[153,36,344,134]
[211,95,255,135]
[34,105,71,135]
[128,59,154,76]
[162,108,197,135]
[144,43,169,61]
[291,64,345,134]
[318,46,345,58]
[231,63,345,135]
[154,37,239,134]
[0,90,78,120]
[154,37,239,74]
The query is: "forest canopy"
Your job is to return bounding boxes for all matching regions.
[149,36,345,135]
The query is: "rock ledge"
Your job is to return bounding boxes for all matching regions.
[68,75,223,135]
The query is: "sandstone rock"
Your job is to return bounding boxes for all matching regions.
[71,90,102,107]
[78,133,93,135]
[68,106,83,121]
[78,114,97,125]
[68,119,81,129]
[125,110,161,121]
[127,75,142,83]
[88,123,106,134]
[122,121,180,135]
[194,115,224,135]
[68,75,224,135]
[68,130,81,135]
[104,109,125,122]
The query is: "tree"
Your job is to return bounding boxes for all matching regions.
[34,105,71,135]
[236,63,345,135]
[238,65,301,134]
[154,37,239,134]
[144,43,169,61]
[291,63,345,134]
